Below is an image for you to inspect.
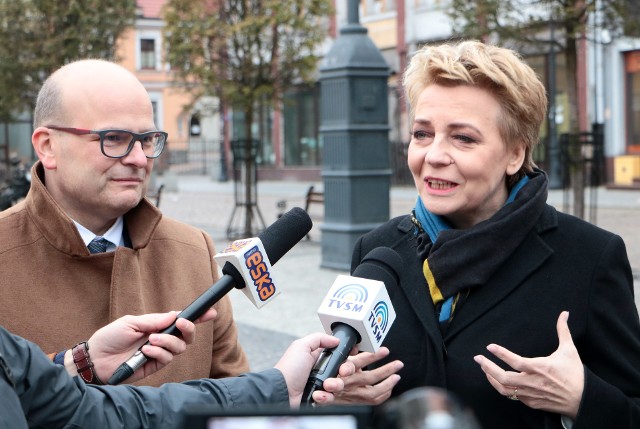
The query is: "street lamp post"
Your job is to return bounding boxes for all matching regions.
[319,0,391,270]
[547,18,564,189]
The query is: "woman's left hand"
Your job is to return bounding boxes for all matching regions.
[473,311,584,419]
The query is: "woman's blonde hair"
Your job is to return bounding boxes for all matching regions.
[403,40,548,184]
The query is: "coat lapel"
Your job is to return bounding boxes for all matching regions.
[391,218,444,346]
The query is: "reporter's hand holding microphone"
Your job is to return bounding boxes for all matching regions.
[73,308,218,384]
[300,247,405,407]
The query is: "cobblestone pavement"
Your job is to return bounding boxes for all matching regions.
[157,174,640,370]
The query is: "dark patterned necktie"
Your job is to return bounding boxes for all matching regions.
[87,237,111,254]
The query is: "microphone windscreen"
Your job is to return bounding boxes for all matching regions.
[258,207,312,265]
[352,247,403,297]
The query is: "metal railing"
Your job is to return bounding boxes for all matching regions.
[162,138,225,178]
[559,131,605,223]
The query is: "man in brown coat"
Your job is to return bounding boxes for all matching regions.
[0,59,249,386]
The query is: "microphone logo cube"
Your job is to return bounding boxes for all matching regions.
[317,275,396,352]
[214,237,280,308]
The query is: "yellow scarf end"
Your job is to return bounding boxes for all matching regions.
[423,259,443,305]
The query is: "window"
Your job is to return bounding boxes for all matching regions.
[151,101,159,128]
[625,51,640,153]
[140,39,156,70]
[520,52,569,172]
[283,85,321,166]
[414,0,443,10]
[148,94,163,131]
[136,30,162,71]
[362,0,396,16]
[231,101,274,166]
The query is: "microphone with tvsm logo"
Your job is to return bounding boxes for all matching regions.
[300,247,403,405]
[107,207,313,385]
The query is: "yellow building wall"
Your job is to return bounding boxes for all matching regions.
[363,18,397,50]
[115,28,137,71]
[114,27,192,150]
[162,88,192,150]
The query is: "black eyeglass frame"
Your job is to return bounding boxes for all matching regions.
[46,125,168,159]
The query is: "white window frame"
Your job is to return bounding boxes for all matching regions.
[136,30,162,71]
[148,92,164,130]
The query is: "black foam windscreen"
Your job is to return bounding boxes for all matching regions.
[353,247,403,299]
[258,207,312,265]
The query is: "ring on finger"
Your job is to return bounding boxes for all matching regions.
[507,387,519,401]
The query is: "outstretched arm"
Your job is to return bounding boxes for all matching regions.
[2,327,352,428]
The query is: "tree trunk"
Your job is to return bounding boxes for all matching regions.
[243,107,254,237]
[564,25,585,219]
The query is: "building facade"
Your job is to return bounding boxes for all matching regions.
[331,0,640,187]
[119,0,224,179]
[3,0,639,187]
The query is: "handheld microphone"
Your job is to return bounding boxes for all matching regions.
[107,207,312,385]
[300,247,402,405]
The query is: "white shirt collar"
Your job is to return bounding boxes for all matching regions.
[73,216,124,252]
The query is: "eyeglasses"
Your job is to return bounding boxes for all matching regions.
[46,126,168,159]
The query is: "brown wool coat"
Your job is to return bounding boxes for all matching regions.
[0,162,249,386]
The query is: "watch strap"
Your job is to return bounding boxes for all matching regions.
[72,341,104,385]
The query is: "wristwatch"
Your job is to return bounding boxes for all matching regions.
[72,341,104,385]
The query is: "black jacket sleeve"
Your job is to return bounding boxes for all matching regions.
[572,234,640,428]
[0,326,289,429]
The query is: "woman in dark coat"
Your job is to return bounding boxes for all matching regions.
[350,40,640,428]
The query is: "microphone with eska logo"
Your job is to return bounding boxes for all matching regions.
[300,247,402,405]
[107,207,313,385]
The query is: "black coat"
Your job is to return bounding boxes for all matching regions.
[352,205,640,429]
